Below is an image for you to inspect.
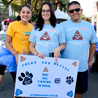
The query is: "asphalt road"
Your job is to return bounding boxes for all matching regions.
[0,69,98,98]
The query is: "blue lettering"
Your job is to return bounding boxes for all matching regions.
[62,66,64,68]
[25,63,27,66]
[22,64,24,67]
[59,65,62,67]
[42,61,44,64]
[48,62,50,64]
[31,62,33,64]
[45,61,47,64]
[34,61,36,64]
[54,62,56,65]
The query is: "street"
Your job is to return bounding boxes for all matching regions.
[0,69,98,98]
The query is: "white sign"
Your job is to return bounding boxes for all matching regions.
[14,55,79,98]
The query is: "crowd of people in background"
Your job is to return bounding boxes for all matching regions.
[0,1,98,98]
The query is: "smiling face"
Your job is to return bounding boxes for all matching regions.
[19,6,32,24]
[67,4,83,23]
[41,4,51,23]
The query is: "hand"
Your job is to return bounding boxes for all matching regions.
[88,60,93,68]
[53,47,60,63]
[37,53,45,59]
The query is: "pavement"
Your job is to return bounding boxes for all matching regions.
[0,69,98,98]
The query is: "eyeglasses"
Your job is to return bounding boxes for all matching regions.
[68,8,81,13]
[42,10,50,13]
[4,22,9,25]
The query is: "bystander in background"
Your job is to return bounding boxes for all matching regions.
[0,18,13,89]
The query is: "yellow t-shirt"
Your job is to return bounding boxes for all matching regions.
[6,21,34,54]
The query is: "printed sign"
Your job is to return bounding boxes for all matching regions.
[14,55,79,98]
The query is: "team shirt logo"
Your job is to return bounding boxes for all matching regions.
[24,32,31,36]
[72,31,83,40]
[40,32,50,40]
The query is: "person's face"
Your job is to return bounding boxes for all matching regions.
[19,6,32,22]
[41,4,51,22]
[4,22,9,30]
[67,4,83,23]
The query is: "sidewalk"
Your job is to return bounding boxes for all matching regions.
[0,69,98,98]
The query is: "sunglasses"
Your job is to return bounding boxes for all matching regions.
[4,22,9,25]
[68,8,81,13]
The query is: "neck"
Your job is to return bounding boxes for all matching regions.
[20,20,28,25]
[71,19,81,23]
[44,20,50,24]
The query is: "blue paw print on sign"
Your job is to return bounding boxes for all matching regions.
[18,71,33,85]
[67,91,73,97]
[15,89,23,96]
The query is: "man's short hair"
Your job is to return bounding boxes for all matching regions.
[67,1,81,10]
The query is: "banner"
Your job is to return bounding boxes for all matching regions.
[14,55,79,98]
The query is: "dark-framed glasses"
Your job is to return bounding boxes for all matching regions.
[42,10,50,13]
[68,8,81,13]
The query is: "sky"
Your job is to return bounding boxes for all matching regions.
[70,0,97,17]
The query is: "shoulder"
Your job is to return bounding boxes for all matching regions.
[60,19,70,25]
[28,23,34,28]
[82,20,94,29]
[31,27,37,32]
[81,20,92,25]
[55,23,64,29]
[9,21,19,27]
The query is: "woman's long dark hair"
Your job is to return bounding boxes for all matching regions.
[35,2,56,31]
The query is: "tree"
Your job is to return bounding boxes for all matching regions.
[1,0,70,21]
[0,0,14,21]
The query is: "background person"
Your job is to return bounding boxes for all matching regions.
[60,1,98,98]
[0,18,13,89]
[94,22,97,32]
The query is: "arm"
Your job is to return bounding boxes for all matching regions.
[53,43,65,63]
[5,35,18,64]
[29,42,45,58]
[88,43,95,68]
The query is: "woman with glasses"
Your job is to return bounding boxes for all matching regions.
[29,2,65,62]
[0,18,13,89]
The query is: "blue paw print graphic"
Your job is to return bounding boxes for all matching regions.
[18,71,33,85]
[15,89,23,96]
[67,91,73,97]
[66,76,74,84]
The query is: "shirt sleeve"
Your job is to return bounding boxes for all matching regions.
[90,24,98,43]
[58,24,66,44]
[29,27,36,44]
[6,23,14,37]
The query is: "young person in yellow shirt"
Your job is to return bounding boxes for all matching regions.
[5,4,33,98]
